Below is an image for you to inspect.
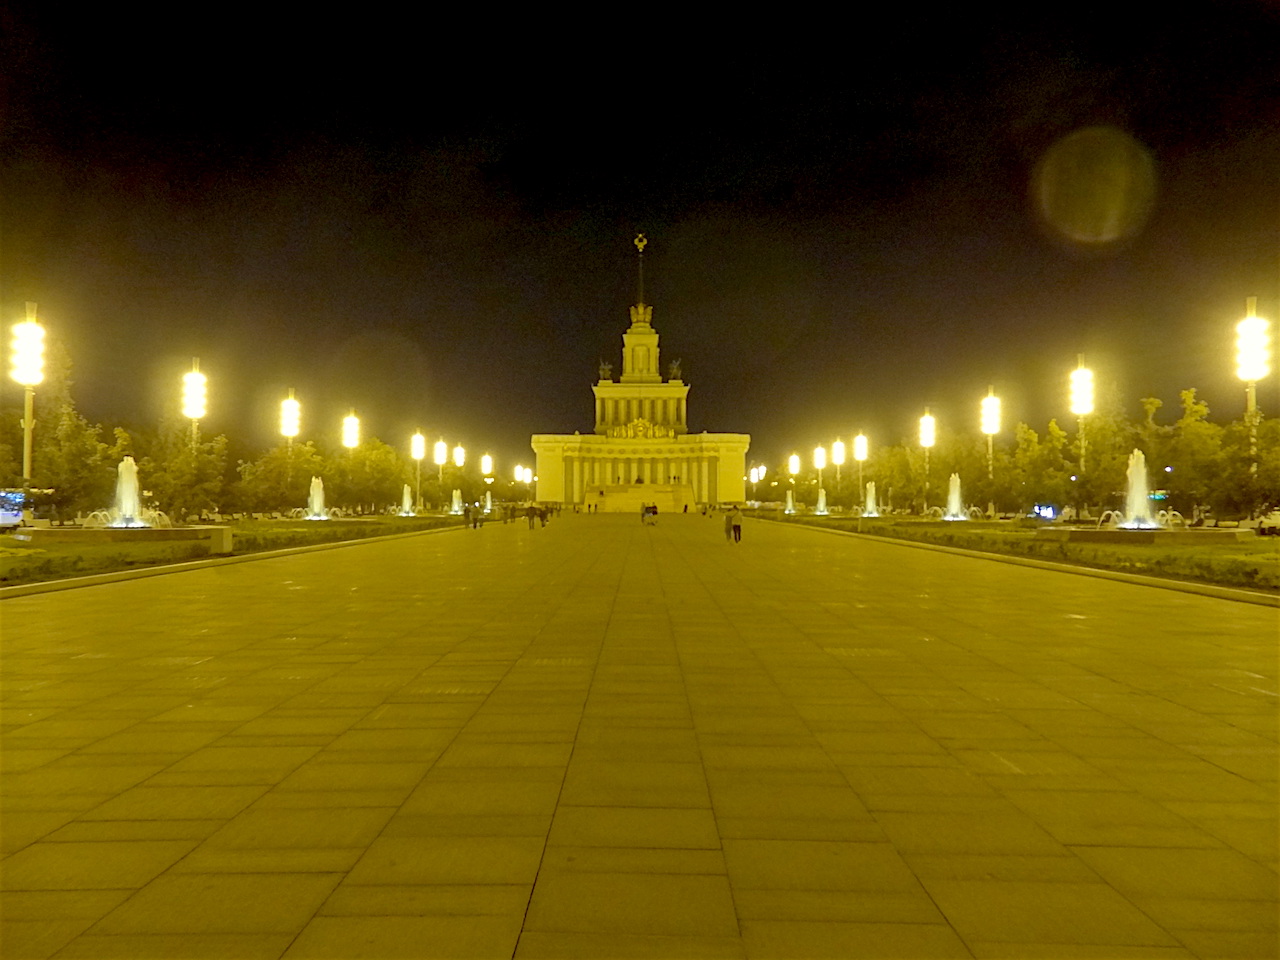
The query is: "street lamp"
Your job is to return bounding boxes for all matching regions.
[411,431,426,511]
[9,302,45,483]
[749,466,760,499]
[1237,296,1271,474]
[480,453,493,478]
[814,445,828,515]
[280,389,301,446]
[1069,359,1094,474]
[453,444,465,469]
[342,411,360,450]
[182,358,207,451]
[831,438,845,486]
[919,410,936,512]
[434,438,448,484]
[980,387,1001,481]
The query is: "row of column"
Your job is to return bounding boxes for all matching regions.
[595,396,687,429]
[569,455,716,502]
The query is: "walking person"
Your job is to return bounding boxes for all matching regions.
[729,504,744,543]
[724,507,734,542]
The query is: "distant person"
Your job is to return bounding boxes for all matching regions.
[463,505,472,528]
[526,504,537,529]
[729,504,744,543]
[724,508,734,542]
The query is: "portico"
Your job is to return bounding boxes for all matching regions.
[531,237,750,510]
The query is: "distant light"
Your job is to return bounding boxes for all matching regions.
[919,412,936,449]
[453,444,465,468]
[980,389,1001,436]
[514,463,524,482]
[434,439,448,466]
[1070,475,1078,482]
[1034,504,1056,520]
[9,305,45,387]
[831,440,846,466]
[411,432,425,461]
[342,411,359,449]
[522,467,533,484]
[813,446,827,471]
[749,467,760,484]
[1069,365,1094,416]
[182,360,207,420]
[1164,465,1173,473]
[788,454,800,476]
[758,465,767,480]
[480,454,493,476]
[280,390,301,438]
[854,434,868,462]
[1237,298,1270,382]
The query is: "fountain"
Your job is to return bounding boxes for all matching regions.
[1039,448,1248,543]
[400,484,414,517]
[784,490,795,515]
[306,476,329,520]
[450,489,463,515]
[81,457,171,529]
[815,488,828,516]
[22,457,229,553]
[1118,449,1159,529]
[943,473,967,521]
[864,482,879,518]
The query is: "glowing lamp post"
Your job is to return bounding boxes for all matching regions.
[853,433,868,493]
[1069,359,1094,474]
[522,466,534,499]
[341,411,360,450]
[919,411,936,512]
[9,302,45,482]
[980,387,1001,480]
[481,453,493,478]
[182,359,208,451]
[831,439,845,487]
[434,439,448,484]
[453,444,465,469]
[280,390,301,445]
[411,431,426,511]
[814,445,828,514]
[1237,297,1271,474]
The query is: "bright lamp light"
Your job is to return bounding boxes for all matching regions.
[480,453,493,475]
[342,411,359,449]
[411,432,425,461]
[9,308,45,387]
[853,433,868,462]
[280,391,300,438]
[434,439,448,466]
[1237,300,1271,383]
[919,413,936,449]
[182,361,207,420]
[981,390,1001,436]
[1069,366,1094,416]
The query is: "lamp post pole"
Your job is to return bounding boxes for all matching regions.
[10,303,45,485]
[411,432,426,513]
[182,358,207,453]
[1237,297,1271,477]
[919,411,936,514]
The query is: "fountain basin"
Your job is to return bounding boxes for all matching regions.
[1035,528,1254,544]
[13,526,233,554]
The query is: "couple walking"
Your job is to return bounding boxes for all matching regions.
[723,504,744,543]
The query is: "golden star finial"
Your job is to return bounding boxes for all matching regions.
[634,233,647,254]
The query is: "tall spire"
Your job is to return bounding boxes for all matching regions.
[635,233,647,305]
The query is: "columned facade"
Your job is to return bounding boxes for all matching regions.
[531,255,750,510]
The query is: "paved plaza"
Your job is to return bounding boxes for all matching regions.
[1,514,1277,959]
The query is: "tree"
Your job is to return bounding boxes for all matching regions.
[139,417,229,521]
[234,442,326,513]
[1163,389,1223,517]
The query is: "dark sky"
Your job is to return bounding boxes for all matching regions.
[3,7,1278,470]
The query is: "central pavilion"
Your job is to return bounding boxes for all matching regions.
[531,237,750,512]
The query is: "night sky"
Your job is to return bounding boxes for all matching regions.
[3,7,1278,470]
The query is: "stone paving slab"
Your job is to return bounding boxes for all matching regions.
[1,513,1277,958]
